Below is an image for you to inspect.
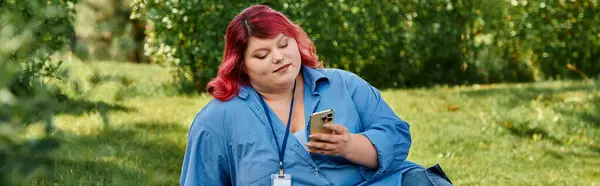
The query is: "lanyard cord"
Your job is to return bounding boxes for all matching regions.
[257,80,297,178]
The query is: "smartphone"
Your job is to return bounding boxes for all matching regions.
[309,109,334,142]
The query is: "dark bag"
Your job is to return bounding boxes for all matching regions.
[426,164,453,184]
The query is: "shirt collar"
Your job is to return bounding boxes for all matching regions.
[301,65,329,95]
[237,65,328,99]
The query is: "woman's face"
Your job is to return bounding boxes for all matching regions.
[243,33,302,90]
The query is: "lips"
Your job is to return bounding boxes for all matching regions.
[274,64,291,73]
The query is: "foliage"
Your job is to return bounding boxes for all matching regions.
[74,0,147,62]
[0,0,76,184]
[131,1,246,92]
[508,0,600,80]
[132,0,599,92]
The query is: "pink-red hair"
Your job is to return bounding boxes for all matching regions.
[207,5,322,101]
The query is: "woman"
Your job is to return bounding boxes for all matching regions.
[180,5,452,186]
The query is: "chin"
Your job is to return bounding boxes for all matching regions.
[275,68,299,85]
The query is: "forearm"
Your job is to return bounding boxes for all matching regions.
[342,134,379,170]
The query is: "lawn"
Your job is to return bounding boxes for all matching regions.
[30,61,599,185]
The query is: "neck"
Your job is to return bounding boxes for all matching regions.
[254,74,303,101]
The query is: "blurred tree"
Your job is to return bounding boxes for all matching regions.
[75,0,146,62]
[132,0,599,93]
[512,0,600,80]
[0,0,77,184]
[131,1,255,92]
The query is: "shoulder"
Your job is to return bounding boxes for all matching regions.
[189,97,244,135]
[316,68,364,83]
[317,68,370,90]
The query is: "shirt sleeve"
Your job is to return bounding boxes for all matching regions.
[180,106,231,186]
[342,71,412,181]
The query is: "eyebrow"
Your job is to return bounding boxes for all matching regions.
[250,35,287,54]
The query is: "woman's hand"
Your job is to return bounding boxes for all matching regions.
[306,123,380,169]
[306,123,352,157]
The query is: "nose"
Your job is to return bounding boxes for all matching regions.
[272,49,284,64]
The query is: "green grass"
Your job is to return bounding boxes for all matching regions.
[31,60,599,185]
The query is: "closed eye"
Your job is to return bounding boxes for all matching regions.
[255,54,268,59]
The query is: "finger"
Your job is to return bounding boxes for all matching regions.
[324,123,348,134]
[309,133,342,144]
[305,142,337,151]
[307,149,337,156]
[306,142,334,151]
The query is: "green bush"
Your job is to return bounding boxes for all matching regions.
[74,0,147,62]
[132,0,599,92]
[511,0,600,80]
[0,0,76,184]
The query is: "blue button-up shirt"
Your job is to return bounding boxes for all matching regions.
[180,66,421,185]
